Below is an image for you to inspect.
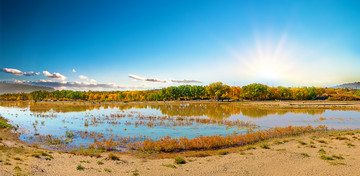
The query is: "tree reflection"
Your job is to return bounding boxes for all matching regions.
[0,101,328,118]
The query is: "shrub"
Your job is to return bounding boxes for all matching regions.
[174,156,186,164]
[108,153,120,161]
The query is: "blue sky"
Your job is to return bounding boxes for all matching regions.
[1,0,360,90]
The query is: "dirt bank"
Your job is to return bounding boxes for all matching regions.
[1,129,360,176]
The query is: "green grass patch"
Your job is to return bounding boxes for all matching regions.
[104,168,112,173]
[329,161,346,166]
[318,148,326,155]
[273,140,283,145]
[259,143,270,149]
[332,154,344,160]
[76,164,85,170]
[335,136,349,140]
[317,140,327,144]
[298,140,307,145]
[320,155,334,160]
[132,169,139,176]
[346,142,355,148]
[301,153,310,157]
[162,164,177,168]
[14,166,22,172]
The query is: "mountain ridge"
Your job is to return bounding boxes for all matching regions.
[0,82,54,94]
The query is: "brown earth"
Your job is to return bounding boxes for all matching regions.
[1,130,360,176]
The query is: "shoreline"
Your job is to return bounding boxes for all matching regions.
[2,99,360,109]
[1,124,360,175]
[1,102,360,175]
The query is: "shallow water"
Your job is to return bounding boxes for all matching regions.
[0,101,359,150]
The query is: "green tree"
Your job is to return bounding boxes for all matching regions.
[206,82,230,101]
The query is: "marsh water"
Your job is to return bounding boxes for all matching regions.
[0,101,359,150]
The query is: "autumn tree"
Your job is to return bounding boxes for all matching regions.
[206,82,230,101]
[241,83,268,100]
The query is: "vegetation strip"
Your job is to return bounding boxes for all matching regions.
[1,82,360,101]
[88,125,327,152]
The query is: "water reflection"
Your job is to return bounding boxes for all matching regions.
[0,101,328,119]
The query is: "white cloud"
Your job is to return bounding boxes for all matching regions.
[128,74,167,83]
[88,79,97,83]
[12,79,24,84]
[43,71,67,80]
[79,75,88,79]
[18,79,148,91]
[1,68,40,76]
[171,79,202,83]
[72,69,76,73]
[79,75,97,84]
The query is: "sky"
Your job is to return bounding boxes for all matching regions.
[1,0,360,90]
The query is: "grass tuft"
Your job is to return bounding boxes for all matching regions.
[104,168,112,173]
[301,153,310,157]
[174,156,186,164]
[320,155,334,160]
[14,166,22,172]
[259,143,270,149]
[318,148,326,155]
[76,164,85,170]
[162,164,177,168]
[298,140,307,145]
[108,153,120,161]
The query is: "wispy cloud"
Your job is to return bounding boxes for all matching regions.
[12,78,24,84]
[128,74,167,83]
[171,79,202,83]
[79,75,88,79]
[43,71,66,80]
[12,79,149,91]
[1,68,40,76]
[79,75,96,83]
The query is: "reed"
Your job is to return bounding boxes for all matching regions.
[88,125,327,153]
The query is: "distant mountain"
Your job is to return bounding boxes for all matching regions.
[333,82,360,89]
[0,82,54,94]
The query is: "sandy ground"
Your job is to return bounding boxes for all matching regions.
[1,131,360,176]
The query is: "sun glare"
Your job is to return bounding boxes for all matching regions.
[227,32,295,84]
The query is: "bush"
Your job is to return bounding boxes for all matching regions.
[108,153,120,161]
[174,156,186,164]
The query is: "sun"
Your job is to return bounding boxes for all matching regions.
[257,66,280,80]
[226,32,295,84]
[245,57,285,82]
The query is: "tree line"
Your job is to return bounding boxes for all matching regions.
[1,82,360,101]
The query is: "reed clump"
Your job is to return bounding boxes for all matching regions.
[88,125,327,153]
